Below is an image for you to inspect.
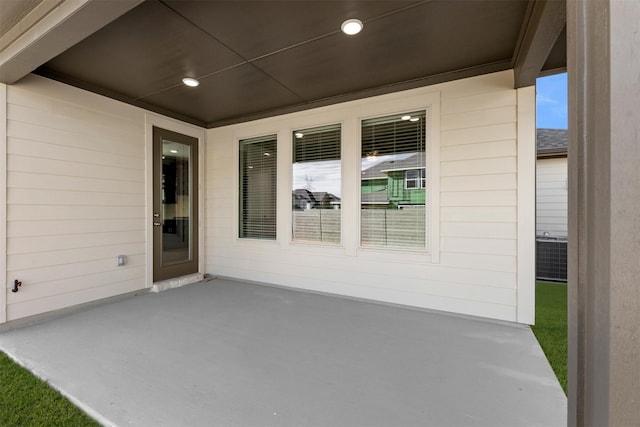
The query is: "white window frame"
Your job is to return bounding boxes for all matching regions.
[359,110,429,251]
[355,94,440,262]
[227,89,440,263]
[404,169,426,190]
[238,134,278,240]
[291,123,342,245]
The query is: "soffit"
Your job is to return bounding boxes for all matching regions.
[25,0,565,128]
[0,0,45,39]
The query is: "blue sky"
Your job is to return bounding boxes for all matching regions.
[536,72,568,129]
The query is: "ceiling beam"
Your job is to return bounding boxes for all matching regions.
[0,0,143,84]
[513,0,566,88]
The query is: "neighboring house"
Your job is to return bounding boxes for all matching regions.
[535,129,568,282]
[292,189,340,210]
[360,189,389,209]
[361,153,426,208]
[536,129,568,238]
[292,189,315,210]
[312,192,341,210]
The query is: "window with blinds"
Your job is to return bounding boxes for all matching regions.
[292,124,341,243]
[361,111,426,249]
[239,135,277,239]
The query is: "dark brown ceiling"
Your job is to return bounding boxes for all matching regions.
[33,0,566,128]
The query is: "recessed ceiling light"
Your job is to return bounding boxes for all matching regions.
[295,132,304,138]
[170,149,178,153]
[341,19,363,35]
[182,77,200,87]
[264,152,271,156]
[410,117,420,122]
[401,115,411,121]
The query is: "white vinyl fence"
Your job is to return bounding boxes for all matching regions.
[361,208,425,249]
[293,210,341,243]
[292,208,425,248]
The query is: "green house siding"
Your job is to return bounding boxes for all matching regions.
[361,171,425,208]
[386,171,425,207]
[362,178,387,194]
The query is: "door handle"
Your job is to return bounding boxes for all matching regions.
[153,222,162,226]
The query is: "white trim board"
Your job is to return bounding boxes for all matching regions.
[0,83,7,323]
[516,85,536,324]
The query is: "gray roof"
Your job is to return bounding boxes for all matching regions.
[312,192,341,202]
[537,129,568,158]
[293,189,341,205]
[293,189,315,202]
[362,153,424,180]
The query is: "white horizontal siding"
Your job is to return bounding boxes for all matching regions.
[441,173,517,191]
[441,190,516,207]
[7,278,144,321]
[440,222,517,239]
[536,157,568,237]
[441,140,517,161]
[442,89,516,114]
[441,157,516,177]
[4,75,147,321]
[441,123,516,147]
[206,70,532,323]
[1,71,531,324]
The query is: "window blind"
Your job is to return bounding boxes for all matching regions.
[361,110,426,158]
[292,124,341,243]
[360,111,426,249]
[293,124,341,163]
[239,135,277,239]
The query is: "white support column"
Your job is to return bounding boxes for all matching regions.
[567,0,640,425]
[0,83,6,324]
[516,85,536,324]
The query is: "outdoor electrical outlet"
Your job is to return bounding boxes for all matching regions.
[117,255,127,266]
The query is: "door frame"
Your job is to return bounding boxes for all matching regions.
[152,126,199,281]
[145,115,205,287]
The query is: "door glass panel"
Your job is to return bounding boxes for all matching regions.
[162,139,191,265]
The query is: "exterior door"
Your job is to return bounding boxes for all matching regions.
[153,127,198,281]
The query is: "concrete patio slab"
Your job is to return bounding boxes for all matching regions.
[0,279,566,427]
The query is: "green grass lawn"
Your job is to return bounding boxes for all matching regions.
[531,280,568,394]
[0,351,100,427]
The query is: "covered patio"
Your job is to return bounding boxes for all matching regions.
[0,278,566,426]
[1,0,639,424]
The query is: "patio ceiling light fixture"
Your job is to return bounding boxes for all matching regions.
[365,150,379,161]
[182,77,200,87]
[341,19,363,35]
